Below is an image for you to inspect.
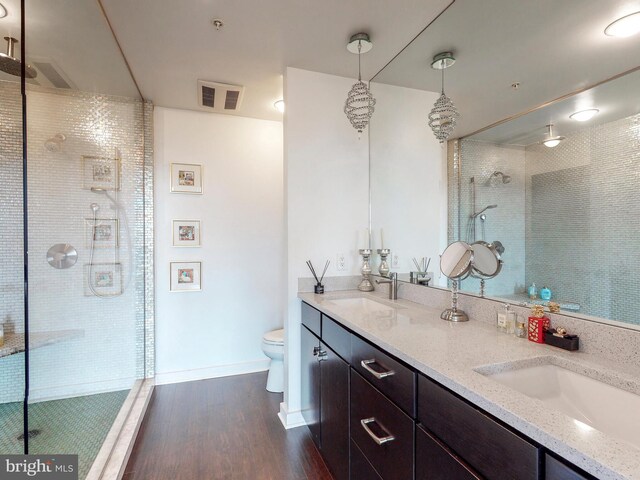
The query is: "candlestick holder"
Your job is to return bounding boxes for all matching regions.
[358,248,374,291]
[377,248,390,277]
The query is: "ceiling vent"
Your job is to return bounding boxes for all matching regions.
[197,80,244,113]
[29,57,76,90]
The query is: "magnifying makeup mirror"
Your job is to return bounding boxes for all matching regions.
[440,241,473,322]
[470,241,503,297]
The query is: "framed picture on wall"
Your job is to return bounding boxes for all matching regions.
[170,163,203,194]
[82,156,120,191]
[84,218,119,248]
[172,220,201,247]
[170,261,202,292]
[84,263,123,296]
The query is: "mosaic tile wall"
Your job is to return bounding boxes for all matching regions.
[525,113,640,325]
[453,140,526,297]
[0,79,25,409]
[0,81,154,403]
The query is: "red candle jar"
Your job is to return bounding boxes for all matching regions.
[528,316,550,343]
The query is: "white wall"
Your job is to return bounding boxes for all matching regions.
[369,82,448,284]
[281,68,370,426]
[154,107,284,385]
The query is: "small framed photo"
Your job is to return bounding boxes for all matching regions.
[85,218,119,248]
[172,220,201,247]
[170,163,203,194]
[82,156,120,191]
[170,262,202,292]
[84,263,123,297]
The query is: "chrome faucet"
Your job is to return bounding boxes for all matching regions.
[376,272,399,300]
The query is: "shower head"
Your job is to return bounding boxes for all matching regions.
[0,37,37,78]
[90,203,100,213]
[472,204,497,218]
[490,171,511,184]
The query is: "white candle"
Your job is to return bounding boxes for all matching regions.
[380,228,385,249]
[367,228,371,249]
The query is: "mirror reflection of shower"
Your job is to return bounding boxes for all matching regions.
[88,186,132,297]
[489,171,511,184]
[467,176,500,243]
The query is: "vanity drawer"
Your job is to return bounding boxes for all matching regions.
[545,454,595,480]
[322,314,351,363]
[350,439,382,480]
[301,302,321,337]
[351,334,416,417]
[351,369,414,480]
[416,425,481,480]
[418,375,540,480]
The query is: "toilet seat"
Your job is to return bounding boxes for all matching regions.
[263,328,284,345]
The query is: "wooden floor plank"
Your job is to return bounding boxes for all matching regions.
[124,372,333,480]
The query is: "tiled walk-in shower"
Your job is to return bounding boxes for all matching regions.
[0,1,153,477]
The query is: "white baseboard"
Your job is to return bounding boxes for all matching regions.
[278,401,306,429]
[155,358,270,386]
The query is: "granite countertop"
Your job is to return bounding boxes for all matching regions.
[298,289,640,480]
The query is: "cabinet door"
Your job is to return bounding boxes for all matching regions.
[320,342,350,480]
[301,325,321,447]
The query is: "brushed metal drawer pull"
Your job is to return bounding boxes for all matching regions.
[361,359,395,379]
[360,417,395,445]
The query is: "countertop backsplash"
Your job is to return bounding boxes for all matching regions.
[397,280,640,367]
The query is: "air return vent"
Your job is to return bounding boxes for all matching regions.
[30,57,76,90]
[197,80,244,113]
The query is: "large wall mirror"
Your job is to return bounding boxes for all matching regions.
[369,0,640,329]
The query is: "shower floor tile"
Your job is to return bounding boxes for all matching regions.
[0,389,129,479]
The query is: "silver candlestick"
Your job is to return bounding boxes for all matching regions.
[358,249,374,291]
[377,248,390,277]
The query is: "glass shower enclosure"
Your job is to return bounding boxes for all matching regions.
[0,1,153,478]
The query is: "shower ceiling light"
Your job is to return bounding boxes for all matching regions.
[428,52,460,143]
[542,124,565,148]
[570,109,599,122]
[274,100,284,113]
[344,33,376,135]
[0,3,7,18]
[605,11,640,37]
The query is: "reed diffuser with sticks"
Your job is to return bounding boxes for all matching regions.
[306,259,330,294]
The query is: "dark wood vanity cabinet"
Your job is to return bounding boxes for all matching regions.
[351,369,414,480]
[320,341,350,480]
[417,374,541,480]
[300,301,595,480]
[300,324,321,447]
[300,304,350,480]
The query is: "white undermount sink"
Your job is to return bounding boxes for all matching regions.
[477,358,640,449]
[328,297,404,312]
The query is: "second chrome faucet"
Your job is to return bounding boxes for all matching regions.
[375,272,399,300]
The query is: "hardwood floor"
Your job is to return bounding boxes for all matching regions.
[123,372,333,480]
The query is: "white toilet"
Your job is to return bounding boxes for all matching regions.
[261,328,284,393]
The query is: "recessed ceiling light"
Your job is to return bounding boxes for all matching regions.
[274,100,284,113]
[605,11,640,37]
[0,3,7,18]
[570,109,599,122]
[542,124,565,148]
